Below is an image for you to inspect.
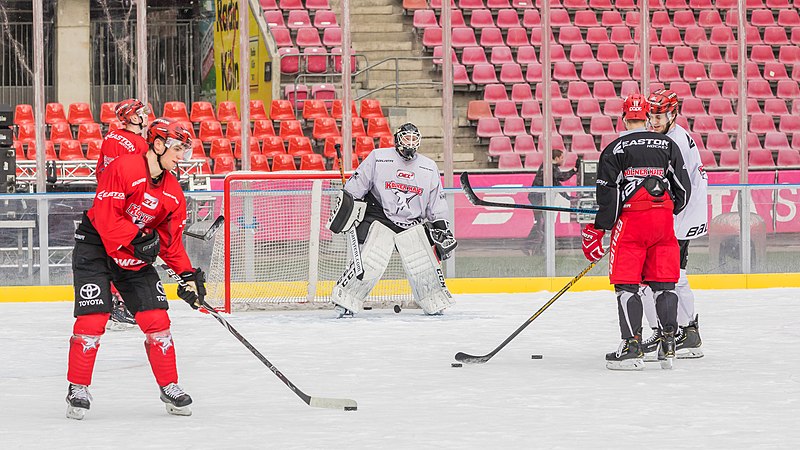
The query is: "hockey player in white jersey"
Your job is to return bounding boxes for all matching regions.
[326,123,457,317]
[640,90,707,359]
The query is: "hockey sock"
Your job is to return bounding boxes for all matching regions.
[136,310,178,386]
[615,285,643,339]
[67,313,109,386]
[675,269,696,327]
[652,286,679,333]
[639,284,658,330]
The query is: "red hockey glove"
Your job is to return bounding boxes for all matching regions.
[581,224,605,262]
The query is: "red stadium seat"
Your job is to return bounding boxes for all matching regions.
[270,100,296,121]
[571,134,598,154]
[262,136,287,157]
[525,63,543,82]
[85,139,103,160]
[579,61,607,81]
[586,27,610,45]
[749,149,775,167]
[511,83,534,103]
[253,119,276,139]
[209,138,233,158]
[516,46,538,65]
[287,136,314,156]
[697,46,723,64]
[683,26,709,47]
[513,135,535,154]
[764,99,789,116]
[576,99,601,116]
[592,81,616,100]
[66,102,93,125]
[452,27,478,48]
[278,47,300,75]
[574,10,599,27]
[566,81,592,100]
[471,64,499,85]
[550,9,572,28]
[569,44,594,63]
[366,117,393,138]
[49,122,73,144]
[764,131,791,151]
[695,80,722,99]
[295,27,323,48]
[522,151,543,169]
[163,101,190,122]
[58,140,85,161]
[496,9,521,29]
[488,136,513,157]
[502,117,527,138]
[558,27,584,46]
[777,149,800,165]
[359,99,383,120]
[300,153,326,171]
[709,62,735,81]
[499,63,525,83]
[77,123,103,143]
[279,120,304,141]
[312,117,340,141]
[672,46,696,65]
[462,46,489,66]
[520,100,541,119]
[217,101,239,122]
[559,116,585,135]
[692,116,719,134]
[26,140,58,160]
[708,98,733,116]
[602,11,623,27]
[658,63,683,83]
[467,101,493,121]
[707,132,735,153]
[493,100,520,120]
[271,153,297,171]
[498,153,523,169]
[330,100,358,120]
[550,98,574,118]
[314,10,338,28]
[190,102,216,123]
[354,136,376,160]
[764,27,789,45]
[477,117,504,139]
[249,153,270,172]
[590,116,614,134]
[506,28,530,48]
[748,80,774,99]
[13,104,34,125]
[303,47,328,74]
[45,103,67,124]
[607,62,632,81]
[479,27,505,48]
[233,139,260,159]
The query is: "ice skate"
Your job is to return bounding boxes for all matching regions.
[107,293,136,331]
[658,329,676,370]
[641,328,662,362]
[159,383,192,416]
[333,304,354,319]
[676,315,703,359]
[66,383,92,420]
[605,336,644,371]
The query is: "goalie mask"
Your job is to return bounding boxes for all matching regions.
[394,123,421,160]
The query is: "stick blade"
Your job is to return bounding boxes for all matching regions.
[309,397,358,410]
[459,172,480,205]
[454,351,490,364]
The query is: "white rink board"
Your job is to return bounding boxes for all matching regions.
[2,290,800,448]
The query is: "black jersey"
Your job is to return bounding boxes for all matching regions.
[594,128,691,230]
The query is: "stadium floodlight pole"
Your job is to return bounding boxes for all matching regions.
[32,0,49,285]
[640,0,650,96]
[454,256,603,364]
[239,0,250,170]
[157,260,358,411]
[736,0,751,273]
[341,0,352,169]
[136,0,147,106]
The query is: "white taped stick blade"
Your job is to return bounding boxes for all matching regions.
[309,397,358,410]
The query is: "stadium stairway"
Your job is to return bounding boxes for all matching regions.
[329,0,488,168]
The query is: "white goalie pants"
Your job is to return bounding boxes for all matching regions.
[331,222,454,315]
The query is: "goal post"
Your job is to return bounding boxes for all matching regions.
[205,171,414,312]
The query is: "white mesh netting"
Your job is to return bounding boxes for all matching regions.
[205,172,413,311]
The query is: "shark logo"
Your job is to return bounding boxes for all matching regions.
[385,180,423,214]
[147,332,174,355]
[74,335,100,353]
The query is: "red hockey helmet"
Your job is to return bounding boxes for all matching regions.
[147,117,192,149]
[622,94,650,121]
[115,98,150,125]
[647,89,679,115]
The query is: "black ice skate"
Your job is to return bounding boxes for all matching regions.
[641,328,662,362]
[159,383,192,416]
[333,304,354,318]
[66,383,92,420]
[676,315,703,359]
[605,336,644,371]
[658,329,676,370]
[107,293,137,331]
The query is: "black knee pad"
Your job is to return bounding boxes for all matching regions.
[648,281,676,291]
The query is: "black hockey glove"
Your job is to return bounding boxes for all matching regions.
[131,231,160,264]
[177,268,206,310]
[425,219,458,261]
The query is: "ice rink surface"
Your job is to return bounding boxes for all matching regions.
[2,288,800,449]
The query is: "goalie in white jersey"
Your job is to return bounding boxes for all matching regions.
[640,90,708,359]
[326,123,457,317]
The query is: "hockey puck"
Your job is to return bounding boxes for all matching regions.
[451,363,463,368]
[363,306,372,310]
[531,354,543,359]
[393,305,402,313]
[344,406,358,411]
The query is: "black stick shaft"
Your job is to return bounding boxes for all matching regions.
[460,172,598,215]
[455,258,600,364]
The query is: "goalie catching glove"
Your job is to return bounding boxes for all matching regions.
[177,268,206,309]
[327,190,367,234]
[425,219,458,260]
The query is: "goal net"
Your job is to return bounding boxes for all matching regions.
[205,171,414,312]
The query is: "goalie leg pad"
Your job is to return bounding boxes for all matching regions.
[395,225,454,315]
[331,221,396,313]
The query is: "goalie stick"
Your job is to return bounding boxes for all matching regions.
[157,260,358,411]
[183,215,225,241]
[454,255,603,364]
[334,144,365,280]
[460,172,598,214]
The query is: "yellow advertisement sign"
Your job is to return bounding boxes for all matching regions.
[213,0,272,111]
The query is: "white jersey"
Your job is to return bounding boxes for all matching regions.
[670,124,708,239]
[345,147,448,229]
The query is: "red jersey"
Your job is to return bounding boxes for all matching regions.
[87,153,192,274]
[96,129,148,178]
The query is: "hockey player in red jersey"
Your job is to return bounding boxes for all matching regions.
[97,98,152,329]
[581,94,691,371]
[96,98,150,177]
[66,118,205,419]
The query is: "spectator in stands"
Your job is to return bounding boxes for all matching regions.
[524,149,578,256]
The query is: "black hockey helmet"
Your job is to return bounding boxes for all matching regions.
[394,122,421,160]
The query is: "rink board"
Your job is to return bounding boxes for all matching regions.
[3,272,800,302]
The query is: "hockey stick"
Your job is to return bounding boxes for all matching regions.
[454,255,603,364]
[157,261,358,411]
[460,172,598,214]
[334,144,365,280]
[183,215,225,241]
